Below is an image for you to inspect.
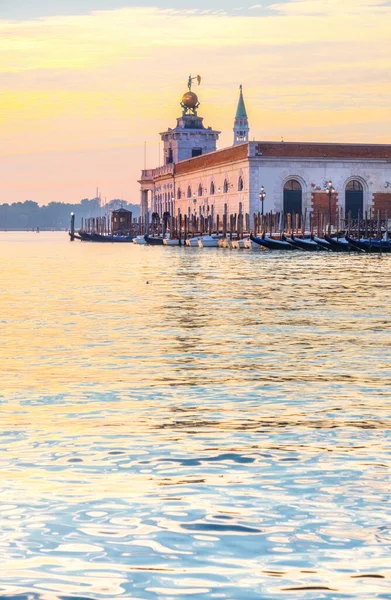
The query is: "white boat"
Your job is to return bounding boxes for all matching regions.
[198,235,219,248]
[163,238,180,246]
[243,238,259,249]
[231,239,247,249]
[133,235,147,245]
[185,236,201,247]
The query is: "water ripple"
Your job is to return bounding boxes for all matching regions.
[0,233,390,599]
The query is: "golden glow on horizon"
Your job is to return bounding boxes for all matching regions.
[0,0,390,203]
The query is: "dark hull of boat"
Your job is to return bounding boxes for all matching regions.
[312,236,339,252]
[74,231,135,243]
[144,235,164,245]
[285,236,326,252]
[73,231,94,241]
[324,235,361,252]
[250,234,300,251]
[345,236,391,254]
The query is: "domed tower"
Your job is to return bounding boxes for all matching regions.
[160,75,220,164]
[233,85,249,145]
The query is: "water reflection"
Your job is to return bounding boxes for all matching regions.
[0,233,390,599]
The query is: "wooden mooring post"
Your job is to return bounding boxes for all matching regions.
[70,212,75,241]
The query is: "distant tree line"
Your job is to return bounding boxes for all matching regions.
[0,198,140,230]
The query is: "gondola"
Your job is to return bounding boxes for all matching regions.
[250,234,301,251]
[283,234,326,252]
[311,235,349,252]
[72,231,136,243]
[144,235,165,245]
[310,235,333,251]
[324,235,361,252]
[345,236,391,254]
[72,231,94,241]
[93,232,135,243]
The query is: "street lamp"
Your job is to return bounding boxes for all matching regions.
[326,180,335,235]
[259,186,266,216]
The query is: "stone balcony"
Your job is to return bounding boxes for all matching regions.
[140,169,154,180]
[140,163,175,181]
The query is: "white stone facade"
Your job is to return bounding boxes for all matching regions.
[140,141,391,225]
[247,142,391,218]
[170,159,249,220]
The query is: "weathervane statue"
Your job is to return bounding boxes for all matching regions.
[187,74,201,91]
[181,74,202,116]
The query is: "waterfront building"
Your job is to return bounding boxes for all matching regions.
[139,79,391,225]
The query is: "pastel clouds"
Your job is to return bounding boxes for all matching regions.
[0,0,390,204]
[270,0,391,15]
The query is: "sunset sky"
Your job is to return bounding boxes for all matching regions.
[1,0,390,205]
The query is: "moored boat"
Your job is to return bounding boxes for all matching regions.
[198,235,219,248]
[163,238,180,246]
[218,236,239,248]
[243,238,260,249]
[185,236,201,247]
[231,239,247,249]
[312,235,333,251]
[144,235,165,245]
[345,236,391,253]
[250,234,300,250]
[286,235,326,252]
[133,235,147,245]
[324,235,360,252]
[73,231,136,243]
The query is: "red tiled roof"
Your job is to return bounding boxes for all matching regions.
[175,143,249,176]
[156,141,391,180]
[253,141,391,159]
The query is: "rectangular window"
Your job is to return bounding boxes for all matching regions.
[166,148,173,164]
[192,148,202,157]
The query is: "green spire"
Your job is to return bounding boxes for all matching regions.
[235,84,248,120]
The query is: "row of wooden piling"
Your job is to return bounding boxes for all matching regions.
[76,209,389,240]
[148,209,389,240]
[81,216,110,235]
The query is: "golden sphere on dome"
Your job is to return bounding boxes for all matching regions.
[181,91,199,108]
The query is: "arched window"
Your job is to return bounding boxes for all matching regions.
[223,179,229,193]
[198,183,203,197]
[177,188,182,199]
[346,180,363,191]
[238,176,244,191]
[210,181,215,195]
[187,185,192,198]
[284,180,302,191]
[283,179,302,215]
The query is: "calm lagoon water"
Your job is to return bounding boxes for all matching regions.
[1,232,391,600]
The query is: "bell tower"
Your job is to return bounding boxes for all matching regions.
[160,75,220,164]
[233,85,249,145]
